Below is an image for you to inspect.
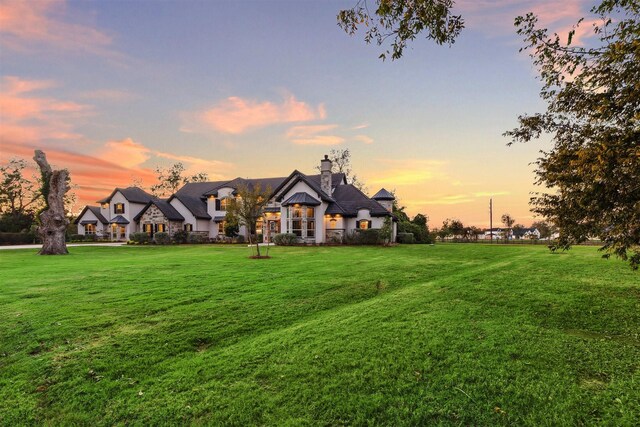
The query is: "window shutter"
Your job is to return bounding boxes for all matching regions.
[114,204,116,214]
[154,224,158,232]
[367,220,372,229]
[356,220,360,229]
[215,199,221,210]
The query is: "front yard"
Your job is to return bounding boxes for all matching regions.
[0,244,638,425]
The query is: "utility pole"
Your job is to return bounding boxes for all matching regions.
[489,198,493,243]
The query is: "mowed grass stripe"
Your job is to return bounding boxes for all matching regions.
[0,244,638,425]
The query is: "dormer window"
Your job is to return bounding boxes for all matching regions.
[114,203,125,214]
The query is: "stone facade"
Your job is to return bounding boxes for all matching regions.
[139,205,182,235]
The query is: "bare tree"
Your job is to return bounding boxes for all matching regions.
[501,213,515,243]
[33,150,70,255]
[227,183,271,258]
[151,162,209,197]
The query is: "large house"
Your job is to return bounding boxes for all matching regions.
[75,155,397,243]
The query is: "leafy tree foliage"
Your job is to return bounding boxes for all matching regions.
[0,159,42,232]
[531,220,557,240]
[337,0,464,60]
[501,213,515,241]
[226,184,271,257]
[506,0,640,269]
[316,148,367,193]
[151,163,209,197]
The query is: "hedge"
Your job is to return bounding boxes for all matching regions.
[0,232,36,245]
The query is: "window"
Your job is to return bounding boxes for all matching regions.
[358,220,371,230]
[256,219,263,235]
[143,223,152,234]
[219,198,229,211]
[85,224,96,234]
[218,221,225,233]
[114,203,125,214]
[329,218,337,229]
[287,205,316,239]
[184,223,193,232]
[292,219,302,237]
[156,223,166,233]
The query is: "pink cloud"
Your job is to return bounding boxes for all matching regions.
[0,0,116,55]
[96,138,152,169]
[457,0,595,42]
[199,95,326,134]
[0,76,92,147]
[353,134,374,145]
[286,124,344,146]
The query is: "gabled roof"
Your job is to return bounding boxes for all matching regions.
[203,176,289,197]
[281,192,321,206]
[74,206,108,224]
[168,194,211,220]
[109,215,130,224]
[272,170,338,203]
[326,184,391,217]
[97,186,154,204]
[372,188,395,201]
[513,227,539,236]
[133,199,185,222]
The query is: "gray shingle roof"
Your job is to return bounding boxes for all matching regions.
[203,176,289,197]
[327,185,390,217]
[172,181,228,219]
[281,192,321,206]
[133,199,185,222]
[97,186,154,204]
[74,205,108,224]
[109,215,130,224]
[372,188,395,201]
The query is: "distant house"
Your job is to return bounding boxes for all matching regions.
[512,227,541,240]
[75,155,397,243]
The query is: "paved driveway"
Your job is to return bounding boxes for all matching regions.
[0,243,126,250]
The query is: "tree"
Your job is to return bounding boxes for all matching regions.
[226,184,271,258]
[316,149,367,193]
[501,214,515,242]
[33,150,70,255]
[0,158,41,232]
[337,0,464,60]
[506,1,640,269]
[379,216,393,245]
[151,163,209,197]
[531,220,556,240]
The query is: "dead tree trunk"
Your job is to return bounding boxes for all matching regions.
[33,150,69,255]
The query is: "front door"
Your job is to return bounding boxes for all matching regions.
[265,220,281,243]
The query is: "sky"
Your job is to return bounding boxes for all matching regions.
[0,0,599,228]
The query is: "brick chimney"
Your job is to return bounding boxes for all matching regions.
[320,154,332,196]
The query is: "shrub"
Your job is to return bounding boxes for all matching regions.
[343,229,381,245]
[0,232,36,245]
[273,233,297,246]
[397,232,415,244]
[357,229,381,245]
[130,232,151,244]
[187,233,206,244]
[172,230,189,244]
[235,235,245,244]
[70,234,85,242]
[85,234,98,242]
[154,232,171,245]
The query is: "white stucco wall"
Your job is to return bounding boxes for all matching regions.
[169,198,197,230]
[76,209,106,236]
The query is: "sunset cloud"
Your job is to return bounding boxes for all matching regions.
[0,76,92,148]
[0,0,116,56]
[198,95,326,134]
[286,124,344,146]
[353,134,374,145]
[368,159,449,186]
[457,0,595,43]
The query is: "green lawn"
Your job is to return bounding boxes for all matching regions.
[0,244,638,425]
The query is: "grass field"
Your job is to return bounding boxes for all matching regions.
[0,244,638,425]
